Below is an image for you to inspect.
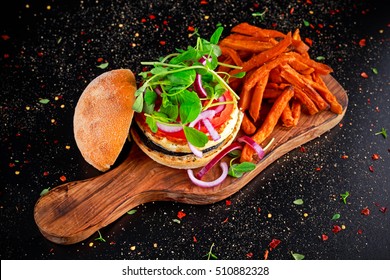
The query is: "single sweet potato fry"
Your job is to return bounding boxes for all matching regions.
[220,38,275,53]
[231,22,286,39]
[249,70,270,121]
[281,101,295,127]
[241,113,257,135]
[311,72,343,114]
[291,99,302,126]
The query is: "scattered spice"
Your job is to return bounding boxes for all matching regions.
[361,207,370,216]
[225,199,231,206]
[321,234,329,241]
[368,165,374,172]
[358,38,366,47]
[371,153,380,160]
[332,225,342,234]
[59,175,67,182]
[177,210,186,219]
[291,251,305,260]
[360,72,368,78]
[372,67,378,74]
[97,62,109,69]
[268,239,281,251]
[293,198,304,205]
[331,213,341,220]
[127,209,137,215]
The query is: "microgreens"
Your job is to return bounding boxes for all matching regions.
[340,191,350,204]
[133,25,244,148]
[94,230,106,242]
[375,128,387,139]
[203,243,218,260]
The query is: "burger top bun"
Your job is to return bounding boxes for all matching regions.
[73,69,137,172]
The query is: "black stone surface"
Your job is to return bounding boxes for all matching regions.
[1,0,389,260]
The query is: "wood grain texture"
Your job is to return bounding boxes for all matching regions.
[34,75,348,245]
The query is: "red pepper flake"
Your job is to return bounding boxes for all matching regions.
[4,53,9,59]
[149,14,156,20]
[300,146,307,153]
[162,20,168,25]
[368,165,374,172]
[1,34,10,40]
[222,217,229,223]
[60,175,67,182]
[263,249,269,260]
[193,236,197,243]
[97,57,104,63]
[315,167,322,172]
[177,210,186,219]
[159,40,166,46]
[257,207,262,213]
[318,23,324,28]
[357,229,363,234]
[374,202,388,213]
[141,18,147,23]
[321,234,329,241]
[246,252,253,258]
[309,23,315,29]
[9,163,15,168]
[371,153,380,160]
[109,241,116,245]
[225,199,231,206]
[341,154,349,159]
[188,26,195,32]
[268,239,281,251]
[200,0,208,5]
[361,207,370,216]
[306,0,312,4]
[253,3,259,9]
[361,72,369,78]
[359,38,366,47]
[332,225,342,234]
[289,7,294,15]
[37,52,44,57]
[43,171,49,176]
[375,106,380,112]
[304,37,313,47]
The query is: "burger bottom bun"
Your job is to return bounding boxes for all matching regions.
[130,111,243,169]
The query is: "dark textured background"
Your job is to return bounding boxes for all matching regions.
[1,0,389,260]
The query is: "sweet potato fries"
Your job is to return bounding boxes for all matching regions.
[218,23,343,162]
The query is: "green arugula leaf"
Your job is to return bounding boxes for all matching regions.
[291,251,305,260]
[209,25,224,45]
[144,89,157,105]
[97,62,109,69]
[183,126,208,148]
[228,162,256,178]
[146,116,157,133]
[293,199,304,205]
[331,213,341,220]
[133,93,144,113]
[179,90,202,124]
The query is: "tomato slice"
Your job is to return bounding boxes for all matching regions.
[136,91,235,143]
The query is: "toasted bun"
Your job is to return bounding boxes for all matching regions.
[74,69,136,172]
[130,109,243,169]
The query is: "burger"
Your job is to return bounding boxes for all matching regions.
[130,26,244,169]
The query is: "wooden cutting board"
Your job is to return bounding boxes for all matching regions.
[34,75,348,245]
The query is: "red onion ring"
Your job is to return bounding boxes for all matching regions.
[156,122,183,133]
[189,142,203,158]
[193,56,212,98]
[187,162,228,188]
[196,142,243,179]
[202,118,220,141]
[237,136,265,160]
[189,110,216,128]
